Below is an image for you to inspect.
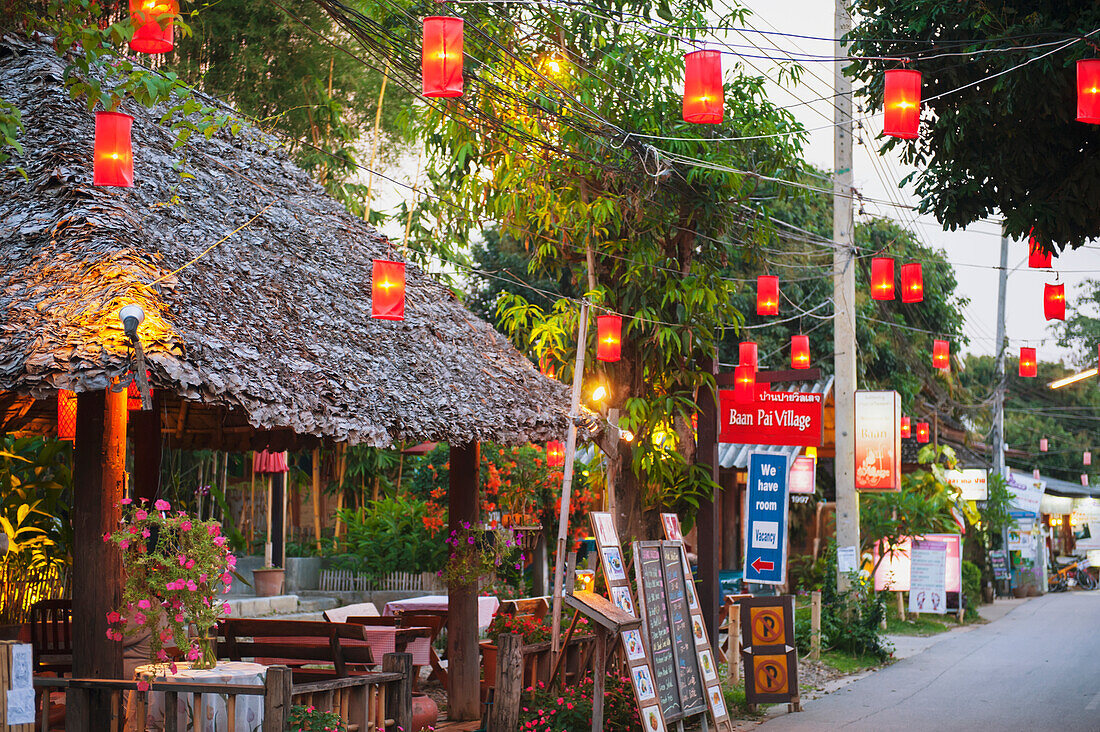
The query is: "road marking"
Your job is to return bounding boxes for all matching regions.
[1086,690,1100,711]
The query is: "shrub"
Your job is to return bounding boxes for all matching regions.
[334,495,447,575]
[286,704,346,732]
[961,559,982,620]
[518,676,640,731]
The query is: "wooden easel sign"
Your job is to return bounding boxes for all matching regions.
[739,595,800,707]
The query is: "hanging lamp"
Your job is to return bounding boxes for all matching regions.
[93,111,134,187]
[916,421,930,443]
[900,263,923,303]
[1044,283,1065,321]
[129,0,178,54]
[683,50,723,124]
[1028,234,1052,268]
[756,275,779,316]
[1019,347,1037,378]
[734,365,755,404]
[57,390,77,442]
[546,441,565,467]
[739,341,758,371]
[900,415,911,439]
[422,17,464,98]
[596,315,622,362]
[1077,59,1100,123]
[371,259,407,320]
[791,335,810,369]
[932,339,949,369]
[884,69,921,139]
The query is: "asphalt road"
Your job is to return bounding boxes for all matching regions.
[760,591,1100,731]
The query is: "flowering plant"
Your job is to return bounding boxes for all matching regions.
[440,523,525,587]
[287,704,347,732]
[485,613,551,644]
[104,499,235,671]
[518,675,640,731]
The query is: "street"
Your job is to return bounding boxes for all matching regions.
[761,592,1100,731]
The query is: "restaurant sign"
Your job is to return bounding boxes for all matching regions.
[854,390,902,492]
[719,386,823,447]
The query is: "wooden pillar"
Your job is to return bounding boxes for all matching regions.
[695,352,721,641]
[447,441,480,721]
[720,469,738,570]
[129,389,161,503]
[71,388,127,726]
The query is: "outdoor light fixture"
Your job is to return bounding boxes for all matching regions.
[129,0,178,54]
[120,304,145,338]
[1078,59,1100,123]
[805,446,817,458]
[93,111,134,187]
[871,257,895,300]
[900,263,923,303]
[883,69,921,139]
[596,314,622,362]
[901,415,911,439]
[57,389,77,442]
[620,429,635,443]
[371,259,406,320]
[734,364,755,404]
[1028,234,1052,268]
[546,441,565,467]
[1044,283,1065,321]
[1040,437,1049,452]
[739,341,758,371]
[682,50,723,123]
[591,384,608,402]
[1086,451,1093,466]
[1019,347,1037,378]
[757,275,779,316]
[916,421,930,443]
[932,339,950,369]
[422,17,464,98]
[1083,474,1090,487]
[790,335,810,369]
[1049,367,1098,389]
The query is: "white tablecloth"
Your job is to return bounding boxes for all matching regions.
[131,661,266,732]
[382,594,500,631]
[359,627,432,666]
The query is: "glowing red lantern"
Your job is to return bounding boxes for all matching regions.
[1033,468,1041,479]
[1077,59,1100,123]
[129,0,178,54]
[1083,474,1090,487]
[871,257,895,300]
[884,69,921,139]
[791,335,810,369]
[757,275,779,316]
[596,314,622,362]
[932,339,949,369]
[900,416,911,439]
[734,365,755,404]
[422,17,464,98]
[1028,234,1052,268]
[1019,347,1037,378]
[93,111,134,187]
[1085,451,1092,467]
[371,259,406,320]
[546,441,565,467]
[1040,437,1049,452]
[126,370,153,410]
[900,263,923,303]
[1044,283,1065,320]
[57,390,77,442]
[916,421,930,443]
[739,341,758,371]
[683,50,723,124]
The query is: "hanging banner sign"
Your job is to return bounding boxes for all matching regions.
[873,534,962,593]
[1006,474,1044,517]
[854,391,902,492]
[945,469,988,501]
[719,387,823,447]
[789,455,816,495]
[743,452,790,585]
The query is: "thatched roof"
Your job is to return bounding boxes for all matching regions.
[0,35,573,450]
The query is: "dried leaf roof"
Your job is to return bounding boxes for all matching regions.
[0,36,572,448]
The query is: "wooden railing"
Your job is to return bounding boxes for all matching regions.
[320,569,444,593]
[34,654,413,732]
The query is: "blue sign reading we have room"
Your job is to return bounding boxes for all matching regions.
[743,452,790,585]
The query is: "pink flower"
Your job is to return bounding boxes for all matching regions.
[174,613,185,623]
[213,536,227,547]
[106,611,121,624]
[170,663,178,674]
[156,650,168,661]
[199,573,208,583]
[186,560,195,570]
[138,599,151,610]
[187,580,198,592]
[180,520,192,532]
[102,533,110,543]
[222,602,232,615]
[227,555,237,569]
[133,612,146,626]
[154,500,171,512]
[121,498,133,505]
[207,525,221,537]
[178,554,187,567]
[136,680,149,692]
[141,528,150,538]
[119,539,130,550]
[134,509,148,521]
[186,646,200,661]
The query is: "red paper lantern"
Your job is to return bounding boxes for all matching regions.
[1044,283,1065,321]
[1033,468,1041,479]
[1077,59,1100,124]
[791,335,810,369]
[900,263,923,303]
[739,341,758,371]
[900,415,911,439]
[683,50,723,124]
[734,365,755,404]
[253,450,289,474]
[884,69,921,139]
[916,421,930,443]
[57,390,77,442]
[371,259,406,320]
[1028,234,1052,268]
[126,370,153,410]
[1019,347,1037,378]
[422,17,464,98]
[757,275,779,316]
[1040,437,1049,452]
[1083,474,1091,487]
[1085,451,1092,467]
[546,441,565,467]
[932,339,950,369]
[93,111,134,187]
[596,315,622,362]
[129,0,178,54]
[871,257,895,300]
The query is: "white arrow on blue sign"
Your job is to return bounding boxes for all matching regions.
[743,452,790,585]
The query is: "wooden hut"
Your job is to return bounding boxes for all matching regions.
[0,35,570,723]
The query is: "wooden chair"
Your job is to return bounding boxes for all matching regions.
[30,599,72,675]
[395,611,448,687]
[496,596,550,625]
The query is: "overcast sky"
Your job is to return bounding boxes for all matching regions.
[740,0,1099,365]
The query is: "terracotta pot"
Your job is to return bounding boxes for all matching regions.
[1012,585,1028,599]
[252,567,285,597]
[982,585,994,604]
[411,694,439,731]
[480,641,497,686]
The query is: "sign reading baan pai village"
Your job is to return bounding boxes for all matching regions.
[719,387,823,447]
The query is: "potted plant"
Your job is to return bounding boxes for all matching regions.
[251,564,285,597]
[104,499,236,670]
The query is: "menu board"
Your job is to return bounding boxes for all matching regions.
[662,545,706,716]
[636,543,681,719]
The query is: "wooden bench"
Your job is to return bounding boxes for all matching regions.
[216,618,378,683]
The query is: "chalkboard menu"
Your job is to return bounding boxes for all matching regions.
[635,541,706,722]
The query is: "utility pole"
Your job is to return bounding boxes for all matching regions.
[833,0,859,589]
[993,232,1012,596]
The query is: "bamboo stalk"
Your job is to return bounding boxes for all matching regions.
[312,448,323,553]
[363,63,390,221]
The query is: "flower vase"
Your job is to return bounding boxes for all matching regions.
[192,631,219,670]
